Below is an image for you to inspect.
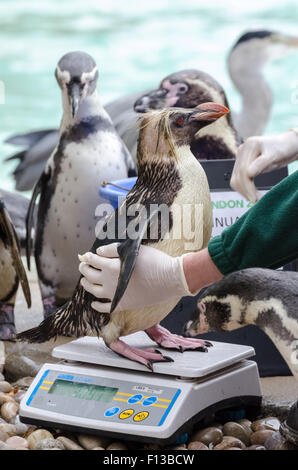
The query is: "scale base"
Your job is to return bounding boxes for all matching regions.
[20,395,262,445]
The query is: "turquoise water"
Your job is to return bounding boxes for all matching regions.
[1,0,298,191]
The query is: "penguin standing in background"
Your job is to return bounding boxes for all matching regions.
[0,198,31,340]
[26,51,136,317]
[184,268,298,379]
[106,69,239,163]
[17,102,229,369]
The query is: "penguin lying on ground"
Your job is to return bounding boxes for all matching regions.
[26,51,136,318]
[183,268,298,379]
[0,198,31,339]
[17,102,229,369]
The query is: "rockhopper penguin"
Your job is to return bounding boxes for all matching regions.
[17,102,229,369]
[0,198,31,340]
[184,268,298,379]
[26,51,136,317]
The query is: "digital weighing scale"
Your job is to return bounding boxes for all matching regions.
[19,332,262,444]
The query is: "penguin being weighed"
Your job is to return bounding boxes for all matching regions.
[0,198,31,339]
[17,102,230,369]
[27,51,136,317]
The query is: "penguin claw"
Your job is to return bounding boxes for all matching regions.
[154,349,174,362]
[146,361,154,372]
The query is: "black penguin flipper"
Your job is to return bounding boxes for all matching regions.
[26,170,51,270]
[0,201,31,308]
[4,129,57,148]
[110,205,160,313]
[5,150,26,164]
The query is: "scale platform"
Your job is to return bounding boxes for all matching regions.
[53,332,256,378]
[20,332,262,444]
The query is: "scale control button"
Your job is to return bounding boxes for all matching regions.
[119,409,134,419]
[128,394,143,404]
[142,396,157,406]
[104,407,120,417]
[133,411,149,422]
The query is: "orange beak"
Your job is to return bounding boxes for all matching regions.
[192,102,230,120]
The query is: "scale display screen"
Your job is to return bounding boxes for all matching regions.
[49,379,118,402]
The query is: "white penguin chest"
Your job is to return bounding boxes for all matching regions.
[151,155,212,257]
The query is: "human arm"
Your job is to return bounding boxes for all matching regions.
[209,170,298,275]
[230,129,298,203]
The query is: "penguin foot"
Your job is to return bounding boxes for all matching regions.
[108,339,174,371]
[146,324,212,353]
[0,304,16,341]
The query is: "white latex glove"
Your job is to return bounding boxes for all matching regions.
[230,130,298,203]
[78,243,193,313]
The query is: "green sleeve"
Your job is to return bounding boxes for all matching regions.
[208,170,298,275]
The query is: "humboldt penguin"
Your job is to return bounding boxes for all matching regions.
[133,69,239,162]
[17,102,229,369]
[0,197,31,340]
[26,51,136,317]
[183,268,298,379]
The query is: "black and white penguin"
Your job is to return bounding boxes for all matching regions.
[17,103,229,369]
[0,197,31,340]
[184,268,298,379]
[228,30,298,139]
[26,51,136,316]
[133,69,240,161]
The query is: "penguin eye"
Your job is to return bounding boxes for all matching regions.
[176,118,184,127]
[178,84,188,94]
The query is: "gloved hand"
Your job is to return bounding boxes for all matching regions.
[230,130,298,203]
[78,243,194,313]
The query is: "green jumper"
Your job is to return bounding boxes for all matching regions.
[208,171,298,274]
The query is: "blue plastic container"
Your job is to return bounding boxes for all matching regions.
[99,177,137,209]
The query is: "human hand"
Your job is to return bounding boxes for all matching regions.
[78,243,193,313]
[230,130,298,203]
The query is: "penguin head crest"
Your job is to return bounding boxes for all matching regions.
[138,104,229,161]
